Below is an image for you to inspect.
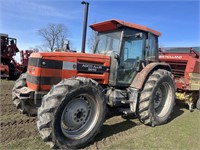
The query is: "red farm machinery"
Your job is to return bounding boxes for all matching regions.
[1,33,34,79]
[159,47,200,111]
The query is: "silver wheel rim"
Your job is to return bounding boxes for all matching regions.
[61,94,99,140]
[154,82,173,117]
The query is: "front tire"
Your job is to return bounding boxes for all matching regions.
[196,98,200,110]
[12,73,37,116]
[37,77,106,149]
[137,69,176,126]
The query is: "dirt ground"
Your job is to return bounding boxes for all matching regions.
[0,80,37,144]
[0,79,200,150]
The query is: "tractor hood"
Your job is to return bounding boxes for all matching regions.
[27,52,110,91]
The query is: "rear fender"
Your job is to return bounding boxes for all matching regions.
[130,62,171,90]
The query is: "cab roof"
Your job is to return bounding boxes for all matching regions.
[90,19,161,36]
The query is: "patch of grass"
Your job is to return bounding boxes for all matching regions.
[0,137,49,150]
[107,109,200,150]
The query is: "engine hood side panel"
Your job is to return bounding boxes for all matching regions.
[27,52,110,91]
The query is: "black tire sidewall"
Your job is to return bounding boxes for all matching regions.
[12,73,37,116]
[53,85,106,148]
[196,98,200,110]
[149,74,175,125]
[12,73,26,97]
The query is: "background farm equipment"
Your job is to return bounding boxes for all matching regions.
[18,50,35,73]
[159,47,200,111]
[0,33,34,79]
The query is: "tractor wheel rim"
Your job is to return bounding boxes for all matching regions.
[61,94,99,139]
[154,82,173,118]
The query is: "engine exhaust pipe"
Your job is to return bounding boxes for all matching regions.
[81,1,89,53]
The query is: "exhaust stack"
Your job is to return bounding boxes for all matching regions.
[81,1,89,53]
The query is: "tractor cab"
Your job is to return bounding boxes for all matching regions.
[90,20,161,86]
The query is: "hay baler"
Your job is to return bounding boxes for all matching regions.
[159,47,200,110]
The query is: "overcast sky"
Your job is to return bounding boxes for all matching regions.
[1,0,199,58]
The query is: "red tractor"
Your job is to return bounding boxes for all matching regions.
[0,33,34,79]
[159,47,200,111]
[13,19,176,149]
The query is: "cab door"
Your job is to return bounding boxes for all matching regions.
[117,30,146,86]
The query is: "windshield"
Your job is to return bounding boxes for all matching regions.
[94,31,121,54]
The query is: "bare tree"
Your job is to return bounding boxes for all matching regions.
[87,29,97,53]
[38,23,68,52]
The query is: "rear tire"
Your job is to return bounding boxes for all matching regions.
[37,77,106,149]
[137,69,175,126]
[12,73,37,116]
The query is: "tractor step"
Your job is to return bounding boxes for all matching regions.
[121,100,133,104]
[118,108,134,115]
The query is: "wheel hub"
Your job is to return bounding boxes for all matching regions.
[62,98,90,129]
[73,108,87,123]
[60,93,100,140]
